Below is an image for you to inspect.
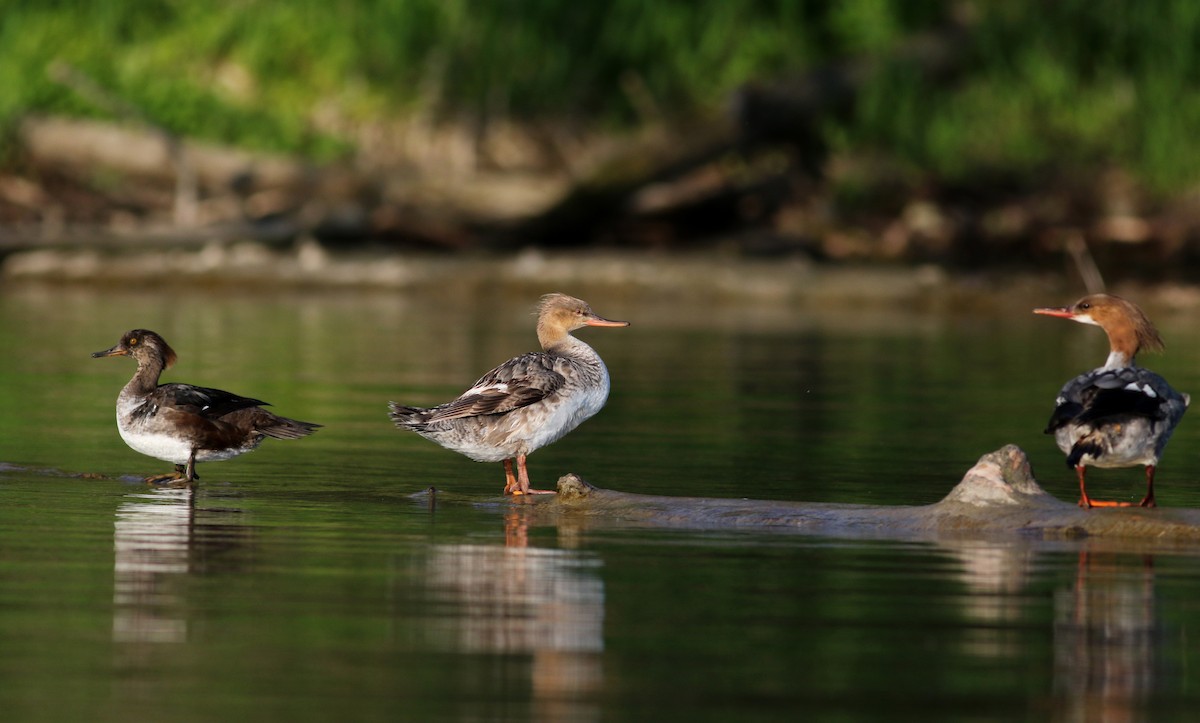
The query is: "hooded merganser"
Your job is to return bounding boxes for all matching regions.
[389,293,628,495]
[1035,294,1189,508]
[93,329,320,485]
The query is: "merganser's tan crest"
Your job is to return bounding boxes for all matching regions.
[389,293,628,495]
[1034,294,1189,508]
[93,329,321,485]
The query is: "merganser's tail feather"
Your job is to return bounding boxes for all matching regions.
[388,402,431,430]
[1067,438,1105,469]
[1045,402,1084,434]
[256,414,321,439]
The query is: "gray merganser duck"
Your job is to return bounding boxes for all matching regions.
[389,293,628,495]
[93,329,320,485]
[1035,294,1189,508]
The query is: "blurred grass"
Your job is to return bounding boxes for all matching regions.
[2,1,1200,192]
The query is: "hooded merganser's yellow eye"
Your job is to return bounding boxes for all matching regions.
[128,337,138,345]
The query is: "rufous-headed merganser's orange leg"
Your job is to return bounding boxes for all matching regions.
[511,453,554,495]
[1076,466,1136,508]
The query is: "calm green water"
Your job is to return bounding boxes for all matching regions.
[4,280,1200,721]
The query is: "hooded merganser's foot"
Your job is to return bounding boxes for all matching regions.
[144,463,196,486]
[391,294,626,496]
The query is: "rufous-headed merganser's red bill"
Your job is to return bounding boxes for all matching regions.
[1034,294,1189,508]
[389,293,628,496]
[93,329,320,485]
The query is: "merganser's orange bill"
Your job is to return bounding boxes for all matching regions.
[584,316,629,328]
[1033,306,1074,318]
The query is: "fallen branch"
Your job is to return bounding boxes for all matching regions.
[506,445,1200,543]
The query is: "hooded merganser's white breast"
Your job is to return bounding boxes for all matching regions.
[93,329,320,485]
[1035,294,1189,508]
[389,293,628,495]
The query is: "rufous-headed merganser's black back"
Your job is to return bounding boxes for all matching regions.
[1034,294,1189,508]
[389,293,628,495]
[93,329,320,485]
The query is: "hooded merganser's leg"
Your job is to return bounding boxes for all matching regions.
[182,450,198,483]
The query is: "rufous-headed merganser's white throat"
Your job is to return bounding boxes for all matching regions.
[389,293,628,496]
[93,329,321,485]
[1034,293,1189,508]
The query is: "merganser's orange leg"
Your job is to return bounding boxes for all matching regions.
[512,453,554,495]
[1076,465,1135,508]
[503,459,519,495]
[1138,465,1157,508]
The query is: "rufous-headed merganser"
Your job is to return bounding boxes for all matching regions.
[389,293,628,495]
[93,329,320,485]
[1035,294,1189,508]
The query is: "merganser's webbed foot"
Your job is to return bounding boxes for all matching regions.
[144,464,197,487]
[1080,498,1135,508]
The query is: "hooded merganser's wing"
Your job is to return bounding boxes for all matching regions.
[150,383,271,420]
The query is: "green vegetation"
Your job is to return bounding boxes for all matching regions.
[2,1,1200,191]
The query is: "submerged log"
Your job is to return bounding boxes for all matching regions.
[525,445,1200,543]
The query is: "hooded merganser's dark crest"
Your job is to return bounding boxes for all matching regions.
[1035,294,1189,508]
[93,329,320,485]
[389,293,628,495]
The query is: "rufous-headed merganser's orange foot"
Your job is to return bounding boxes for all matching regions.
[93,329,321,485]
[1035,294,1189,508]
[389,293,628,496]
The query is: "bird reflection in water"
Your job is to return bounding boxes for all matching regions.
[946,541,1036,658]
[417,506,604,721]
[1053,549,1160,722]
[949,539,1165,721]
[112,487,250,645]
